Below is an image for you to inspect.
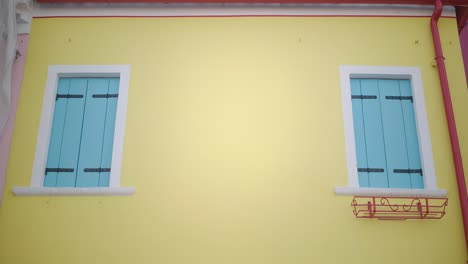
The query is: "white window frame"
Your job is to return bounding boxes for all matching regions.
[335,65,446,198]
[13,65,135,196]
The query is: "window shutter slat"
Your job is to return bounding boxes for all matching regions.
[75,79,110,187]
[99,78,119,187]
[378,80,412,189]
[44,78,70,187]
[56,79,87,187]
[360,79,388,188]
[351,79,370,187]
[399,80,424,188]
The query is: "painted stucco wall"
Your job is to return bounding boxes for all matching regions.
[0,34,29,204]
[1,17,468,264]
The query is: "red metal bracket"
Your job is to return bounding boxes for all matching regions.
[351,196,448,220]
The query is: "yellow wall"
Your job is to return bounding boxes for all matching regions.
[1,16,468,264]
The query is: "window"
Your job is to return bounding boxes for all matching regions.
[13,65,134,196]
[336,66,446,197]
[44,77,119,188]
[351,78,423,189]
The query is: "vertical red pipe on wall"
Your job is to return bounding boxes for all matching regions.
[431,0,468,254]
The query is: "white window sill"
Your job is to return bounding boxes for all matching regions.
[335,186,447,198]
[12,187,135,196]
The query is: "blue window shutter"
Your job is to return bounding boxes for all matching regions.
[351,79,369,187]
[399,80,424,188]
[360,79,388,188]
[56,79,87,187]
[99,78,119,187]
[378,80,412,189]
[44,78,70,187]
[75,79,110,187]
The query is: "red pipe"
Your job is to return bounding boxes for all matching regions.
[431,0,468,254]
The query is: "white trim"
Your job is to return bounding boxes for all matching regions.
[110,66,130,187]
[335,187,446,198]
[13,187,135,196]
[338,65,445,196]
[23,65,131,191]
[16,24,31,34]
[32,4,456,18]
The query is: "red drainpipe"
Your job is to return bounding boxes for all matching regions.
[431,0,468,253]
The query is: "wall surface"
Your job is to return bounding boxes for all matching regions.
[0,34,29,204]
[1,16,468,264]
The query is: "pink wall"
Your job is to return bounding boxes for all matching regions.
[461,24,468,84]
[0,34,29,204]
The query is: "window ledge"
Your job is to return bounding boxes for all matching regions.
[12,187,135,196]
[335,186,446,198]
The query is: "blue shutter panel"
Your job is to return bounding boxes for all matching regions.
[350,78,424,189]
[44,78,70,187]
[360,79,388,188]
[351,79,369,187]
[99,78,119,187]
[76,79,110,187]
[399,80,424,188]
[56,79,87,187]
[44,77,120,188]
[378,80,412,189]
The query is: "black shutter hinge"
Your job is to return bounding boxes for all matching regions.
[352,95,377,100]
[92,94,118,99]
[358,168,384,173]
[393,169,423,176]
[56,94,84,100]
[84,168,111,173]
[385,96,413,103]
[45,168,74,174]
